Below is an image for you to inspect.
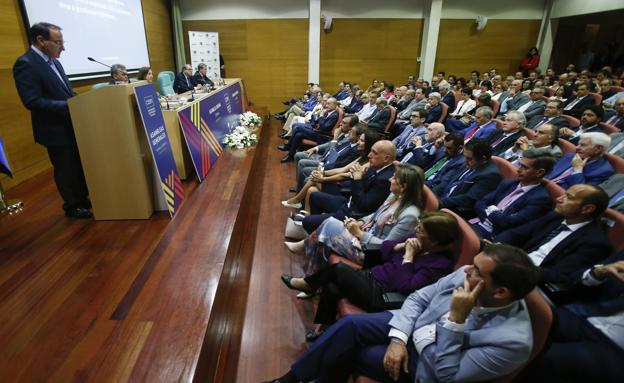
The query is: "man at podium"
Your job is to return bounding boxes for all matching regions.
[13,22,92,219]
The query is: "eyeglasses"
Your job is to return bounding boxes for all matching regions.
[46,39,65,45]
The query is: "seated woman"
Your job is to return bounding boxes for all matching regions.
[281,210,459,340]
[445,87,477,132]
[284,163,424,275]
[282,129,380,211]
[137,66,153,82]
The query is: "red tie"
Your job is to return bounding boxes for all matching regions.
[464,124,480,141]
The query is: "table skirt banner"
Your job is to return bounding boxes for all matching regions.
[177,81,244,182]
[134,84,185,217]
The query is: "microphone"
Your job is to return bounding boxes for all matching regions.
[87,57,111,68]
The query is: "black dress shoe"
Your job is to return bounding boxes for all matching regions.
[277,144,288,151]
[305,328,325,342]
[280,155,293,163]
[289,187,297,193]
[65,207,93,219]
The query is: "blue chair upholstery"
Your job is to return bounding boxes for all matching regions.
[91,82,109,90]
[157,71,175,96]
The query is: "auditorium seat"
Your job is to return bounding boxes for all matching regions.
[383,106,397,135]
[491,156,519,180]
[437,102,449,123]
[599,122,621,134]
[543,179,565,203]
[523,127,536,140]
[490,99,500,116]
[423,185,439,211]
[558,138,577,155]
[611,85,624,93]
[561,114,581,129]
[302,108,344,147]
[588,92,603,106]
[604,152,624,173]
[157,71,175,96]
[91,82,108,90]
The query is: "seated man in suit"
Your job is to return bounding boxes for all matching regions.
[526,252,624,383]
[392,109,427,159]
[264,244,539,383]
[278,98,340,162]
[599,173,624,213]
[604,96,624,131]
[355,92,378,122]
[546,132,614,189]
[494,184,612,288]
[108,64,128,84]
[276,86,321,121]
[498,79,529,115]
[344,89,365,114]
[563,83,595,119]
[425,132,466,195]
[192,63,214,88]
[526,99,570,131]
[400,122,446,169]
[438,82,455,112]
[559,105,604,144]
[366,98,391,132]
[502,123,562,163]
[394,88,414,112]
[438,139,502,218]
[302,140,395,233]
[424,92,443,123]
[607,130,624,157]
[459,106,498,143]
[514,88,547,120]
[490,110,526,156]
[292,119,364,193]
[470,149,556,239]
[173,64,201,94]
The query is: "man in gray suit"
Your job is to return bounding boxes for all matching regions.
[499,80,529,116]
[515,88,547,120]
[265,244,538,383]
[599,174,624,212]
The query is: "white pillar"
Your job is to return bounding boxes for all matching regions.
[308,0,321,84]
[537,0,557,72]
[419,0,443,80]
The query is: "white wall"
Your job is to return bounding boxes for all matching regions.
[321,0,424,19]
[442,0,544,19]
[551,0,623,18]
[181,0,308,20]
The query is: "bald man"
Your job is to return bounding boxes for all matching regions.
[401,122,446,169]
[302,140,396,233]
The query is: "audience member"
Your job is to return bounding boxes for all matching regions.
[401,123,446,169]
[425,133,466,195]
[499,79,529,115]
[599,174,624,213]
[438,82,455,111]
[356,92,379,122]
[501,123,562,163]
[490,110,527,156]
[459,106,498,142]
[526,99,570,130]
[563,83,595,119]
[604,97,624,130]
[515,88,547,120]
[392,109,427,158]
[424,92,443,123]
[559,105,604,144]
[367,98,392,132]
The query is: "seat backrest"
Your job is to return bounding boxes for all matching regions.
[542,179,565,204]
[490,99,500,116]
[91,82,108,90]
[440,208,480,269]
[611,85,624,93]
[558,138,577,154]
[423,185,439,211]
[333,107,345,133]
[605,208,624,252]
[454,91,462,104]
[604,152,624,173]
[491,156,519,180]
[438,102,449,122]
[384,106,397,133]
[523,127,536,140]
[491,289,555,383]
[589,92,603,106]
[562,114,580,129]
[157,71,175,96]
[545,87,555,97]
[600,122,621,134]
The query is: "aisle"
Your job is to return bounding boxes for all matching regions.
[236,118,316,382]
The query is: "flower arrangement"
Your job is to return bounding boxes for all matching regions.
[223,126,258,149]
[239,111,262,128]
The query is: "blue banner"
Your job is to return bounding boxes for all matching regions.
[134,84,184,217]
[178,82,244,181]
[0,137,12,177]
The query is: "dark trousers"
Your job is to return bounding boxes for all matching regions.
[303,191,349,233]
[286,125,329,157]
[526,307,624,382]
[290,312,418,383]
[305,263,386,325]
[46,142,90,211]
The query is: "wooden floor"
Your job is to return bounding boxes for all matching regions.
[0,114,313,382]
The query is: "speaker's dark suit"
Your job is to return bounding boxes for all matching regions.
[473,180,552,238]
[13,48,89,211]
[173,72,197,94]
[439,160,501,217]
[494,211,612,286]
[303,165,394,233]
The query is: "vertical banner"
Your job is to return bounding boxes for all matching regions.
[134,84,185,217]
[188,31,220,79]
[177,82,244,182]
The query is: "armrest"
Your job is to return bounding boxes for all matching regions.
[382,292,407,309]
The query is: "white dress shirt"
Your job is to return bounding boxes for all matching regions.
[528,220,592,266]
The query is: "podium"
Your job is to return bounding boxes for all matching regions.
[68,82,154,220]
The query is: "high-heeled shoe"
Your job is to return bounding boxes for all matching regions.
[281,200,302,209]
[284,240,305,254]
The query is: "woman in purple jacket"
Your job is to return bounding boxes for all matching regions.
[281,211,459,341]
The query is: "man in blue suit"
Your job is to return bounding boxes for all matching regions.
[470,149,556,239]
[264,244,538,383]
[13,22,91,218]
[438,82,455,112]
[439,139,502,218]
[494,184,612,288]
[425,133,466,196]
[400,122,446,169]
[278,98,340,162]
[546,132,614,189]
[173,64,200,94]
[459,106,497,143]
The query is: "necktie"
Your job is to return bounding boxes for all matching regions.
[444,169,473,197]
[185,75,190,87]
[425,157,448,179]
[564,97,582,110]
[533,223,569,250]
[490,134,508,148]
[47,59,69,91]
[551,167,575,183]
[496,186,524,210]
[464,123,480,141]
[607,114,622,127]
[609,188,624,207]
[533,116,549,130]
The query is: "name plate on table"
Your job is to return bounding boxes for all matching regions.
[134,84,185,217]
[177,82,244,182]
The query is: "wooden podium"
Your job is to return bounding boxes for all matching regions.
[68,82,154,220]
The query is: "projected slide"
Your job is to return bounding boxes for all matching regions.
[20,0,151,79]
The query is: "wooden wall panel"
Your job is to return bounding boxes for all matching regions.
[435,19,541,79]
[182,20,309,112]
[320,19,423,93]
[0,0,174,190]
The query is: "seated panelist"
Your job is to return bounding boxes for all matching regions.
[108,63,128,85]
[173,64,201,94]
